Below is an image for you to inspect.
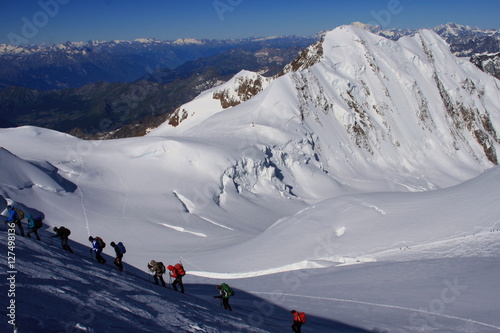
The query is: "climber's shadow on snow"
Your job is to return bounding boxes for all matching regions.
[188,284,371,332]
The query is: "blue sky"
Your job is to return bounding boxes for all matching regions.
[1,0,499,45]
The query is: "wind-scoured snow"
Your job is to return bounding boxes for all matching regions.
[1,25,500,332]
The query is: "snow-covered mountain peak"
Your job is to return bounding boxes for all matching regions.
[151,23,500,196]
[434,22,481,38]
[172,38,205,45]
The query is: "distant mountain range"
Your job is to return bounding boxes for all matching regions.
[0,23,498,138]
[0,36,318,90]
[352,22,500,56]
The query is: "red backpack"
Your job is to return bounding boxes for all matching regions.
[299,312,306,324]
[174,263,186,277]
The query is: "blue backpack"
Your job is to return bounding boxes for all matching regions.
[117,242,126,254]
[34,217,43,229]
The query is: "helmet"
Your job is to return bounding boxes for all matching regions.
[150,260,156,265]
[88,236,93,241]
[53,227,58,232]
[110,242,116,247]
[216,285,221,290]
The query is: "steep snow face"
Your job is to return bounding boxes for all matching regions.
[291,26,500,182]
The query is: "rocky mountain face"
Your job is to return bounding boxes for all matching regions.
[471,53,500,80]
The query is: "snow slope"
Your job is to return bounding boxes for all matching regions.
[1,24,500,332]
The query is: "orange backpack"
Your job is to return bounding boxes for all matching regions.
[299,312,306,324]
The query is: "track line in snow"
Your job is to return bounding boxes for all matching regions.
[160,223,207,237]
[197,215,234,231]
[249,291,500,331]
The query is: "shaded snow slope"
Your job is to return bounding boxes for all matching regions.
[0,228,268,333]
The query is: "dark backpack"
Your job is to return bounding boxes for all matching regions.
[220,283,235,297]
[34,217,43,229]
[96,237,106,249]
[117,242,126,254]
[14,208,25,220]
[174,263,186,277]
[60,226,71,236]
[158,262,166,274]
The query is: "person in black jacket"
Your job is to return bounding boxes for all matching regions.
[110,242,124,271]
[51,227,73,253]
